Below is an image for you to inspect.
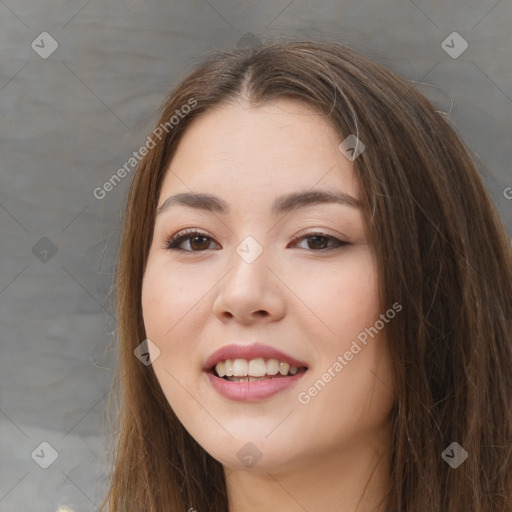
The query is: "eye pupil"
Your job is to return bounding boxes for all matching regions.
[190,235,210,251]
[309,236,328,249]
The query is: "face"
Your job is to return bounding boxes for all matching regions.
[141,98,395,472]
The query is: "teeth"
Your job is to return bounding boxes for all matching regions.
[228,376,270,382]
[266,359,280,375]
[214,357,300,378]
[232,359,248,376]
[248,358,267,377]
[216,361,226,377]
[279,362,290,375]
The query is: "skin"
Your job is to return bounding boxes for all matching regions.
[141,98,396,511]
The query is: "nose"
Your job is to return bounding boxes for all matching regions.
[211,246,286,325]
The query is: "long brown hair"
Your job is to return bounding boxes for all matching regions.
[101,40,512,511]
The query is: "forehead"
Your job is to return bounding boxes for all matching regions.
[160,98,359,202]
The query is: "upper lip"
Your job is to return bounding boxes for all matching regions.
[203,342,308,372]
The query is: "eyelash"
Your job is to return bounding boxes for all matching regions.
[161,228,350,253]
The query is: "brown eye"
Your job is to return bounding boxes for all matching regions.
[290,232,349,251]
[188,235,211,251]
[305,235,330,250]
[164,229,220,252]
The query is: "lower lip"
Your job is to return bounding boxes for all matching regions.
[205,370,307,401]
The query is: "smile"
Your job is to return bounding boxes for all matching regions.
[205,361,308,401]
[214,357,303,380]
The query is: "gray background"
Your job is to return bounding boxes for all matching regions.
[0,1,511,511]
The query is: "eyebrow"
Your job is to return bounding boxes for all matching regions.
[156,189,362,216]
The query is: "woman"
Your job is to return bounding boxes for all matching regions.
[102,40,512,511]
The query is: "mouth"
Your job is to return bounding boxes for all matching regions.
[205,358,308,402]
[208,357,309,382]
[203,343,309,400]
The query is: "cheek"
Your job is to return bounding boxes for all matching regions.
[141,266,173,340]
[291,248,393,425]
[141,253,222,394]
[289,247,379,340]
[141,257,209,340]
[140,258,206,402]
